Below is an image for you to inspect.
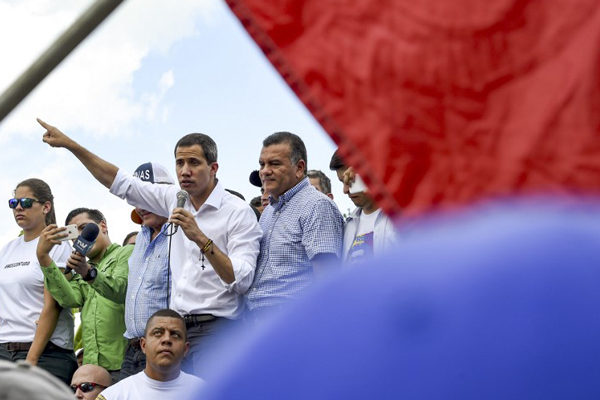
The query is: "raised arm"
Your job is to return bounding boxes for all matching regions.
[37,118,118,188]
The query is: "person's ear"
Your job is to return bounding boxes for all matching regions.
[99,220,108,235]
[42,201,51,216]
[210,162,219,177]
[296,160,306,179]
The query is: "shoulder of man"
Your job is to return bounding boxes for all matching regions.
[96,373,135,399]
[104,243,135,260]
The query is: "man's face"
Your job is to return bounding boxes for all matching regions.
[134,208,168,232]
[142,316,189,374]
[260,186,270,207]
[71,366,110,400]
[259,143,305,199]
[336,168,373,209]
[175,144,218,200]
[67,213,107,260]
[309,177,325,194]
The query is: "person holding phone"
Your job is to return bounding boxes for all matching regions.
[0,178,77,384]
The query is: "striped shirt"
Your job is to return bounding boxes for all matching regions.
[124,224,170,339]
[246,178,343,312]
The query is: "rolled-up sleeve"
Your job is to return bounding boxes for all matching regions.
[109,169,175,218]
[220,206,262,295]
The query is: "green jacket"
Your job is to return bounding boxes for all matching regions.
[43,243,133,370]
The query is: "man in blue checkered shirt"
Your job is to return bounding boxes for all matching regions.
[245,132,344,319]
[119,162,174,380]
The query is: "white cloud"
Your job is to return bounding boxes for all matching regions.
[0,0,218,244]
[0,0,217,138]
[144,69,175,121]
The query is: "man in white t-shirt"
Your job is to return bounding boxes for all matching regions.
[329,150,398,263]
[98,309,203,400]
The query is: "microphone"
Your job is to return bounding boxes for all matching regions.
[172,190,189,233]
[176,190,189,208]
[65,223,99,274]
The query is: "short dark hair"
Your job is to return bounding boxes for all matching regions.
[122,231,138,246]
[263,132,307,174]
[250,196,262,207]
[174,133,218,164]
[144,309,187,340]
[15,178,56,226]
[307,170,332,194]
[65,208,105,226]
[329,150,346,171]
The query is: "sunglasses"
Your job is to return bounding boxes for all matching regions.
[8,198,42,209]
[70,382,106,393]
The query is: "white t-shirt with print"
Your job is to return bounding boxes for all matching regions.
[346,209,381,264]
[0,235,74,349]
[98,370,204,400]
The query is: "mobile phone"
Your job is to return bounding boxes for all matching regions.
[61,224,79,241]
[349,174,368,194]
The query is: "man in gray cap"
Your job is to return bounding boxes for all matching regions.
[0,360,74,400]
[120,162,175,380]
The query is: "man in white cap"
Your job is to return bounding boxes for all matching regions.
[120,162,174,380]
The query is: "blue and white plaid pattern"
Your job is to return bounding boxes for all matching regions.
[124,224,170,339]
[246,178,343,311]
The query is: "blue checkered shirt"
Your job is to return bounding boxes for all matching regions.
[124,224,170,339]
[246,178,343,312]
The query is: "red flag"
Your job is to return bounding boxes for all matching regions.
[227,0,600,217]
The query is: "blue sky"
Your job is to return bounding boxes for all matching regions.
[0,0,354,245]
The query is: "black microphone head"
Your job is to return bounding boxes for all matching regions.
[74,223,99,256]
[176,190,189,208]
[80,223,100,241]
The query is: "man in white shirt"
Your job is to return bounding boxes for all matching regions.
[329,150,397,263]
[38,119,262,377]
[97,309,203,400]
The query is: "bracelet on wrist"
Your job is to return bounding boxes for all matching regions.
[201,239,213,254]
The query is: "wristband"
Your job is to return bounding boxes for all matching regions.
[201,239,213,254]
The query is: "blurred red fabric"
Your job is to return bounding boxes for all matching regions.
[226,0,600,218]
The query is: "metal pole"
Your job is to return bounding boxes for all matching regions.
[0,0,125,123]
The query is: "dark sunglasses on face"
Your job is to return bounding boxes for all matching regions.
[70,382,106,393]
[8,198,41,209]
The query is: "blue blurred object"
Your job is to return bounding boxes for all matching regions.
[201,199,600,399]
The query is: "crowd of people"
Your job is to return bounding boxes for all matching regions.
[0,119,398,398]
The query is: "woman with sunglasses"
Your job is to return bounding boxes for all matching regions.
[0,178,77,384]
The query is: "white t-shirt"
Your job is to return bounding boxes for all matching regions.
[0,236,74,349]
[98,370,204,400]
[346,209,380,264]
